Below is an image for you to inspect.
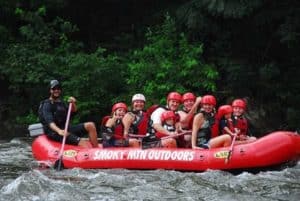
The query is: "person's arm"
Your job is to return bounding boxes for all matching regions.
[223,126,235,136]
[180,96,202,125]
[105,115,117,128]
[68,96,77,112]
[191,113,204,149]
[122,112,135,138]
[151,108,175,136]
[175,121,182,133]
[49,122,65,136]
[152,123,175,136]
[43,101,66,136]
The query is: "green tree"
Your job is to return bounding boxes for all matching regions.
[0,6,127,124]
[127,14,218,105]
[176,0,300,131]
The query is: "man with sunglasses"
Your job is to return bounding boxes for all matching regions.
[38,80,98,148]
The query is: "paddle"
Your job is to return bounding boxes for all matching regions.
[161,131,191,140]
[142,131,191,149]
[54,102,73,170]
[128,134,147,138]
[225,133,238,164]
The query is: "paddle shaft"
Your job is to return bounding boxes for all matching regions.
[56,102,73,170]
[225,133,238,163]
[141,131,192,149]
[87,132,187,144]
[161,131,192,140]
[128,134,147,138]
[129,131,191,139]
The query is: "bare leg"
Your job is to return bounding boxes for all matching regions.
[78,139,91,148]
[161,138,177,148]
[184,135,192,148]
[209,134,232,148]
[84,122,99,148]
[234,136,257,145]
[129,139,140,147]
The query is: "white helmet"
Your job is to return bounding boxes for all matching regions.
[132,93,146,102]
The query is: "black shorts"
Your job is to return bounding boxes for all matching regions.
[102,138,129,148]
[196,138,210,149]
[45,123,88,145]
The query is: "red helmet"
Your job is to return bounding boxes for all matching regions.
[182,92,196,102]
[232,99,246,109]
[217,105,233,118]
[112,102,127,113]
[161,111,177,122]
[167,92,182,103]
[201,95,217,106]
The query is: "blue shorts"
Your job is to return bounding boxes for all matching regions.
[199,143,210,149]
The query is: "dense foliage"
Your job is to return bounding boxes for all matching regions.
[0,0,299,137]
[176,0,300,131]
[127,14,218,105]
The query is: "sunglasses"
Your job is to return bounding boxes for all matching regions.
[51,87,61,91]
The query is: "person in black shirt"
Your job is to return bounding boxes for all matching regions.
[39,80,98,148]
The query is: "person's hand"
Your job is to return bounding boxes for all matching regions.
[234,128,240,134]
[239,135,248,140]
[68,96,76,103]
[176,127,183,134]
[68,97,77,112]
[112,113,118,120]
[57,129,64,136]
[196,96,202,104]
[112,112,122,122]
[168,131,177,137]
[58,129,68,136]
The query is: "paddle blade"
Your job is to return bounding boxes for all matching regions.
[225,150,233,164]
[54,158,64,171]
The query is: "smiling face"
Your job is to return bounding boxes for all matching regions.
[183,99,195,111]
[233,106,244,117]
[224,112,232,119]
[50,87,62,100]
[114,108,127,119]
[132,100,145,111]
[167,99,181,111]
[165,118,175,126]
[202,103,214,113]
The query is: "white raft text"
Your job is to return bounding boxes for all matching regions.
[93,150,195,161]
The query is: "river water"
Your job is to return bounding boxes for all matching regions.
[0,137,299,201]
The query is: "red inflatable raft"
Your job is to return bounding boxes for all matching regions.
[32,131,300,172]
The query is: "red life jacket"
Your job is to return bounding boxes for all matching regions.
[211,118,219,138]
[101,115,124,140]
[200,110,219,138]
[233,115,248,136]
[146,104,160,117]
[101,116,110,127]
[221,118,235,134]
[130,111,149,135]
[113,119,124,139]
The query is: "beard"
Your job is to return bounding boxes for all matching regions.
[51,93,60,100]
